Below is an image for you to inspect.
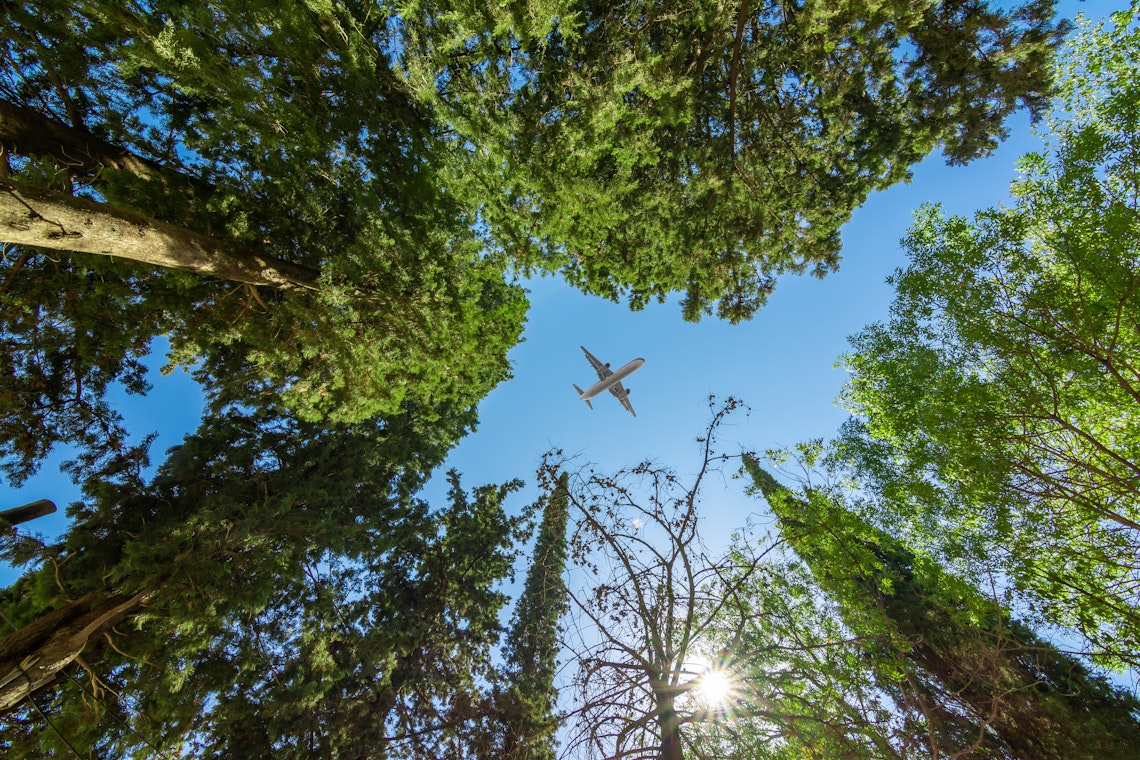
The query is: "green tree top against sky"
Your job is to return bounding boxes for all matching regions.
[0,394,529,756]
[837,7,1140,669]
[0,0,526,487]
[0,0,1069,489]
[492,470,570,760]
[403,0,1069,321]
[744,454,1140,760]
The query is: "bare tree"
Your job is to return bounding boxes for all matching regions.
[553,398,770,760]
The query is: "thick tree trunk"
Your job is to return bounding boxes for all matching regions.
[0,590,152,712]
[0,179,320,290]
[0,98,191,187]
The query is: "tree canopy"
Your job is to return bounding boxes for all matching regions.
[0,0,1069,484]
[2,2,1122,758]
[0,0,526,487]
[838,7,1140,668]
[0,395,528,757]
[743,451,1140,759]
[403,0,1068,320]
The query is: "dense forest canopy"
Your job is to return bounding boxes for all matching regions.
[5,1,1140,759]
[403,0,1067,320]
[0,0,1066,479]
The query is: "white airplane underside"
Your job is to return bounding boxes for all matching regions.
[574,346,644,417]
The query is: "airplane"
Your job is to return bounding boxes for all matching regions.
[574,346,644,417]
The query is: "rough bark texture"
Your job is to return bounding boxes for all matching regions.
[0,179,320,290]
[0,590,152,712]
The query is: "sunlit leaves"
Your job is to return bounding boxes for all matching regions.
[838,8,1140,667]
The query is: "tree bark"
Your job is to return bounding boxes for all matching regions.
[653,684,684,760]
[0,98,193,188]
[0,499,56,526]
[0,179,320,290]
[0,590,153,712]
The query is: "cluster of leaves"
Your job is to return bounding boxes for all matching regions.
[403,0,1068,320]
[0,248,184,484]
[1,0,526,483]
[0,4,534,753]
[837,8,1140,668]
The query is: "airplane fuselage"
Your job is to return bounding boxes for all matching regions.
[578,358,645,400]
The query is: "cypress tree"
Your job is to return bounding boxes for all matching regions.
[497,471,571,760]
[744,456,1140,760]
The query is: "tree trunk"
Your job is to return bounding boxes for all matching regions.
[0,590,152,712]
[0,179,320,290]
[0,499,56,525]
[652,684,684,760]
[0,98,198,188]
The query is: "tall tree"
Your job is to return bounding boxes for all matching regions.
[403,0,1069,320]
[743,452,1140,760]
[837,7,1140,666]
[0,396,527,757]
[493,470,571,760]
[555,398,773,760]
[0,0,526,487]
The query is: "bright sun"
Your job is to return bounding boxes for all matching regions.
[697,668,734,706]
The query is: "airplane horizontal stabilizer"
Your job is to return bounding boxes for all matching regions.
[573,384,593,409]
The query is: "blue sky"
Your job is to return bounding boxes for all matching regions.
[0,0,1122,582]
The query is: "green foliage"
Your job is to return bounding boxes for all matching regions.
[742,456,1140,759]
[0,0,1069,481]
[496,470,570,760]
[0,0,526,479]
[0,249,187,484]
[694,551,905,760]
[0,397,527,757]
[404,0,1067,321]
[838,8,1140,667]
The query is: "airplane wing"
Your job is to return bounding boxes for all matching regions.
[581,346,613,381]
[609,382,637,417]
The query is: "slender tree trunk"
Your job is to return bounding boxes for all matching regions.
[652,684,684,760]
[0,179,320,290]
[0,590,153,712]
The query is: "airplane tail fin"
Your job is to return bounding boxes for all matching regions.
[573,384,593,409]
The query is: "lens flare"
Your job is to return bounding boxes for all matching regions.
[697,668,734,706]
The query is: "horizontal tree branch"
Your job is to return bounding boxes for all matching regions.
[0,590,154,713]
[0,179,320,291]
